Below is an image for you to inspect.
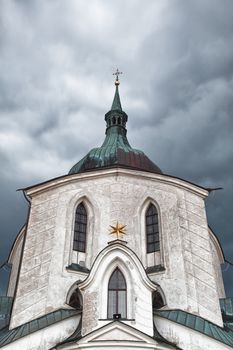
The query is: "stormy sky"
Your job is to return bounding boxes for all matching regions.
[0,0,233,296]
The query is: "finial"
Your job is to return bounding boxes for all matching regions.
[113,68,122,86]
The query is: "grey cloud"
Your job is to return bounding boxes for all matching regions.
[0,0,233,295]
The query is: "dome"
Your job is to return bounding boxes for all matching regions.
[69,77,162,175]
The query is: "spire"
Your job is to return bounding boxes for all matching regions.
[68,72,163,175]
[104,69,128,133]
[111,84,122,111]
[111,69,123,111]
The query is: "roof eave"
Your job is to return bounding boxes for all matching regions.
[20,166,211,198]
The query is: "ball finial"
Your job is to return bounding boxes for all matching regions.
[113,68,122,86]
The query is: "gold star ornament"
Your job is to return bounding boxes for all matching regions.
[109,222,127,239]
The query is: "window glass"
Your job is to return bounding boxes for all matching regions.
[146,203,160,253]
[108,268,127,318]
[73,203,87,252]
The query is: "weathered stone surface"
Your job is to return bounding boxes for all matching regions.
[10,170,223,331]
[82,291,98,335]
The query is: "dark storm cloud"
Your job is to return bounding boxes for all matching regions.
[0,0,233,295]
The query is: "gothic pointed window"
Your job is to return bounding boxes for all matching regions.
[108,268,127,319]
[146,203,160,253]
[73,203,87,253]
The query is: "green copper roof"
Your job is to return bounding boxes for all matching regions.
[220,298,233,318]
[111,84,122,111]
[155,309,233,348]
[69,79,162,175]
[220,297,233,330]
[0,309,79,348]
[0,297,13,331]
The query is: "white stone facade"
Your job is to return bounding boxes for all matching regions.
[8,167,225,339]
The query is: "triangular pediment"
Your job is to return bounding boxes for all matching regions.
[76,321,174,349]
[91,325,146,342]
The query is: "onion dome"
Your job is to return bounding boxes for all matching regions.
[69,74,162,175]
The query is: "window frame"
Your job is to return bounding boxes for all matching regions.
[146,203,160,253]
[73,202,87,253]
[107,267,127,319]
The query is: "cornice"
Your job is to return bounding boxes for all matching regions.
[22,167,209,198]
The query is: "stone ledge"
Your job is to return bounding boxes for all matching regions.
[146,265,165,274]
[66,263,90,274]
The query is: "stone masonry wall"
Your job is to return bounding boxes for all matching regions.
[10,170,224,329]
[10,191,59,328]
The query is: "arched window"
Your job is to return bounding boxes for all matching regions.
[108,268,127,319]
[73,203,87,252]
[146,203,160,253]
[68,288,82,310]
[152,291,164,310]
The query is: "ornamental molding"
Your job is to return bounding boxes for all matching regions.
[23,167,209,198]
[78,241,158,292]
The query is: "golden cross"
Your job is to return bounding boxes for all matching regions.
[109,222,127,239]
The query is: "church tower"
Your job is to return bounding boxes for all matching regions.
[0,74,232,349]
